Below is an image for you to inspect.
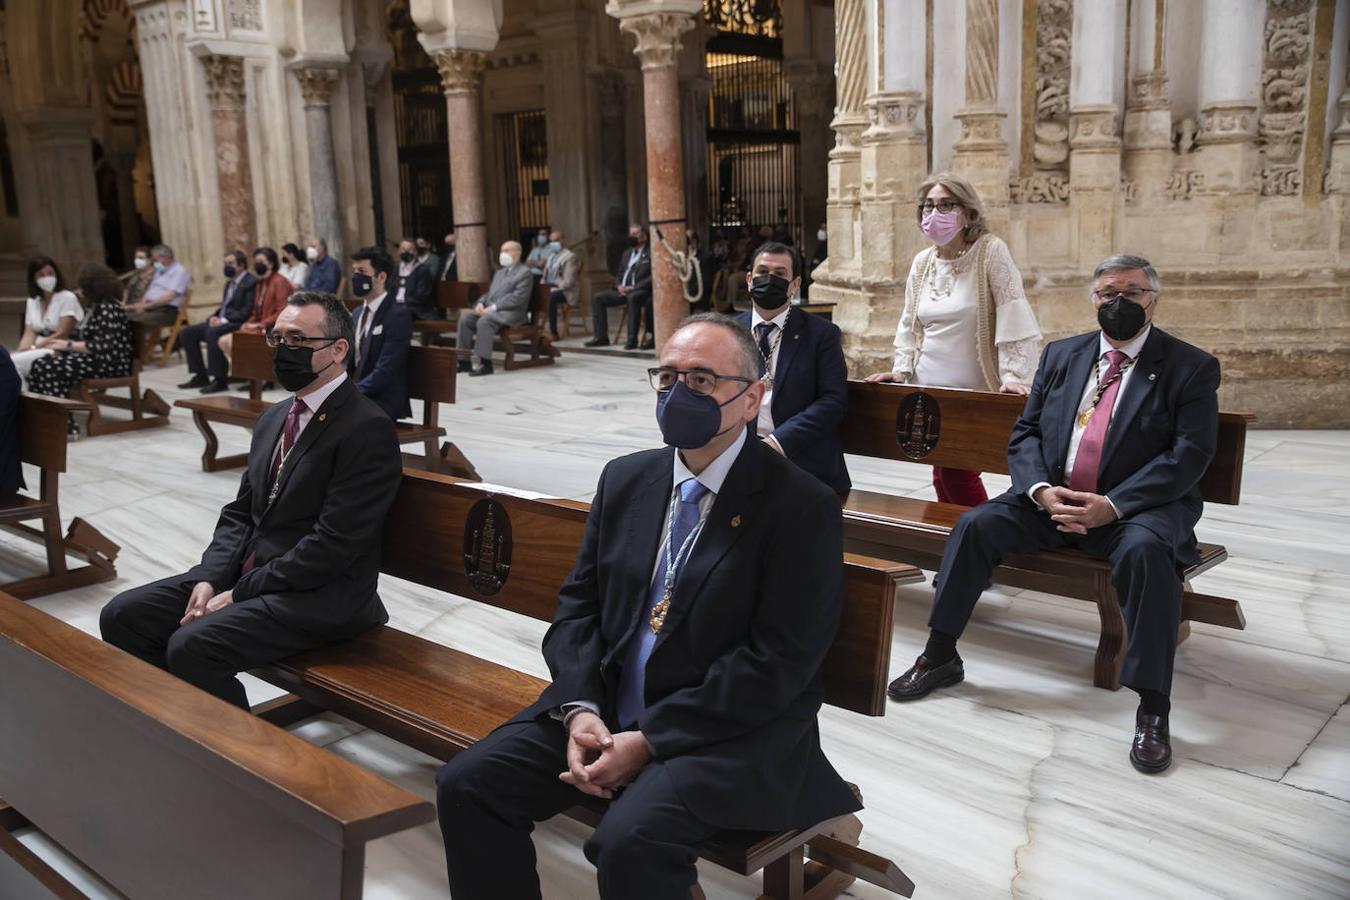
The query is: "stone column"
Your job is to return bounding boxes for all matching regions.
[1193,0,1263,194]
[431,49,490,284]
[952,0,1012,236]
[12,109,106,267]
[1328,58,1350,197]
[593,70,632,275]
[199,54,256,253]
[293,66,345,267]
[822,0,868,281]
[537,12,596,253]
[1068,0,1127,265]
[784,60,835,244]
[611,5,699,350]
[1122,0,1172,204]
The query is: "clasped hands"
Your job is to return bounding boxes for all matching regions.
[472,302,497,316]
[1034,485,1117,534]
[179,581,234,625]
[560,711,652,800]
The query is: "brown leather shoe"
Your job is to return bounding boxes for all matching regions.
[1130,711,1172,774]
[887,655,964,701]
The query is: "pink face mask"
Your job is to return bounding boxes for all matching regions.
[921,209,963,246]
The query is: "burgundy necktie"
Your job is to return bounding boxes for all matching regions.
[1068,350,1128,493]
[242,399,305,575]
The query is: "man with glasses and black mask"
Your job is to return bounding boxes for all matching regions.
[735,241,851,498]
[100,292,401,710]
[436,312,860,899]
[889,254,1221,776]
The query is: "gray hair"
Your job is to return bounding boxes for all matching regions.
[286,291,355,366]
[674,312,760,380]
[1092,254,1160,292]
[152,243,174,259]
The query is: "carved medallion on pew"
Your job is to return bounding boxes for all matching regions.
[894,390,941,460]
[463,497,512,595]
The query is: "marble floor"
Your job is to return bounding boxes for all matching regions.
[3,351,1348,899]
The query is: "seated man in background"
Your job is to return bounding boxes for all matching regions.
[349,246,412,420]
[888,254,1220,775]
[100,292,401,709]
[178,250,256,393]
[436,312,860,899]
[455,241,533,377]
[303,235,343,294]
[394,237,437,321]
[126,243,190,328]
[543,231,577,340]
[735,241,851,498]
[586,224,652,350]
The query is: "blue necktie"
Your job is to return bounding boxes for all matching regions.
[616,477,709,729]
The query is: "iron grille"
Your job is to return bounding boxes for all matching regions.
[495,110,551,244]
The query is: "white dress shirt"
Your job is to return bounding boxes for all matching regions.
[355,291,387,365]
[750,306,790,441]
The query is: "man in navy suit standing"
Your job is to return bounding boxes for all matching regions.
[889,254,1220,774]
[349,246,411,420]
[735,241,851,498]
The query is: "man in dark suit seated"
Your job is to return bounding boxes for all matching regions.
[100,292,402,710]
[394,237,437,321]
[349,246,412,420]
[436,313,860,899]
[735,241,851,498]
[586,223,653,350]
[178,250,256,393]
[888,254,1220,774]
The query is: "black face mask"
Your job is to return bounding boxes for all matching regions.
[750,273,791,311]
[400,251,414,263]
[351,273,374,298]
[223,264,237,279]
[272,342,336,393]
[627,235,640,247]
[254,261,269,276]
[1097,296,1149,342]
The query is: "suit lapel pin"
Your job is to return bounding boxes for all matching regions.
[730,514,742,528]
[319,413,327,422]
[1148,373,1157,382]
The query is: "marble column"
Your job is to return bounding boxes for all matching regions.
[431,49,490,284]
[614,9,698,350]
[294,67,345,267]
[820,0,868,284]
[1193,0,1262,194]
[200,54,256,253]
[952,0,1012,235]
[1068,0,1126,265]
[1122,0,1172,203]
[593,71,632,275]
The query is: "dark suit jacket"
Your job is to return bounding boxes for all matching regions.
[0,345,23,497]
[352,295,412,421]
[1000,326,1220,562]
[615,245,651,297]
[185,377,402,636]
[218,272,257,326]
[396,263,436,320]
[515,438,861,833]
[737,308,851,497]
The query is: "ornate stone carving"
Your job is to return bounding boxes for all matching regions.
[1032,0,1072,171]
[193,0,217,31]
[431,49,485,94]
[1198,101,1258,144]
[1164,169,1204,201]
[1009,173,1070,204]
[1130,71,1169,107]
[200,54,246,111]
[1119,175,1139,204]
[618,13,695,70]
[861,92,925,144]
[834,0,866,116]
[1257,2,1313,195]
[1069,108,1121,149]
[228,0,263,32]
[295,67,340,108]
[964,0,999,106]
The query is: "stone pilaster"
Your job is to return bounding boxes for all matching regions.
[1068,0,1126,266]
[821,0,867,284]
[952,0,1011,236]
[1193,0,1262,195]
[1328,57,1350,195]
[1122,0,1173,204]
[431,49,489,284]
[199,53,256,253]
[293,65,345,267]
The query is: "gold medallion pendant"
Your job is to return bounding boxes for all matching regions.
[1078,407,1094,428]
[650,593,672,634]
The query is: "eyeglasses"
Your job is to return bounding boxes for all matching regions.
[265,332,339,349]
[1092,289,1154,304]
[648,366,754,396]
[918,200,963,215]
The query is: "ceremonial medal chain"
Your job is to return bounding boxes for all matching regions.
[755,320,784,390]
[267,442,296,507]
[650,490,707,634]
[1077,356,1136,428]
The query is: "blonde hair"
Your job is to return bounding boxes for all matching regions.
[915,172,988,241]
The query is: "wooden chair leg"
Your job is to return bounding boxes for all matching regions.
[1092,572,1125,690]
[42,510,67,578]
[613,307,627,344]
[423,437,439,473]
[76,383,101,436]
[760,847,805,900]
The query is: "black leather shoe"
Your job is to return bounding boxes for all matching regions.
[178,374,209,389]
[457,359,472,374]
[638,336,655,350]
[623,339,638,350]
[199,380,229,394]
[584,337,610,347]
[1130,711,1172,774]
[470,360,494,377]
[887,655,964,701]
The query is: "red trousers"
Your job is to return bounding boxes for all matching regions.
[933,467,988,506]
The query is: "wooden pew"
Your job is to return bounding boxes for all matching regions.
[496,283,556,369]
[74,321,172,436]
[0,394,119,599]
[256,471,922,899]
[176,333,477,478]
[0,591,434,900]
[414,281,479,346]
[841,381,1253,690]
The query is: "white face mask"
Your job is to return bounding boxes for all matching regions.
[305,246,319,261]
[499,252,514,268]
[36,275,57,293]
[817,229,827,242]
[133,257,148,269]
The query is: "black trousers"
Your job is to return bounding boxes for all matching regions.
[180,321,238,379]
[547,289,567,334]
[929,498,1184,694]
[590,289,651,343]
[99,574,326,709]
[436,717,718,900]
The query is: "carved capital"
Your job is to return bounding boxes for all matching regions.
[617,12,695,70]
[200,54,246,111]
[294,66,340,107]
[829,116,866,160]
[1197,101,1258,145]
[432,48,486,95]
[861,92,926,144]
[1069,106,1121,150]
[1009,173,1070,204]
[953,109,1007,152]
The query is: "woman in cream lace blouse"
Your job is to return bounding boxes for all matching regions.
[864,172,1042,505]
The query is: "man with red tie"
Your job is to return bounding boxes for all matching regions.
[100,293,401,710]
[887,254,1220,774]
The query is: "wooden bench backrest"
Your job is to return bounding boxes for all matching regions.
[230,330,275,383]
[17,393,68,473]
[383,470,902,715]
[406,344,457,406]
[842,382,1253,505]
[0,592,433,900]
[435,280,479,311]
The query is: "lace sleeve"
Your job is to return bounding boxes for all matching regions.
[997,336,1041,386]
[891,254,924,377]
[985,237,1042,344]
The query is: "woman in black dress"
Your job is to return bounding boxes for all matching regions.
[29,264,133,433]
